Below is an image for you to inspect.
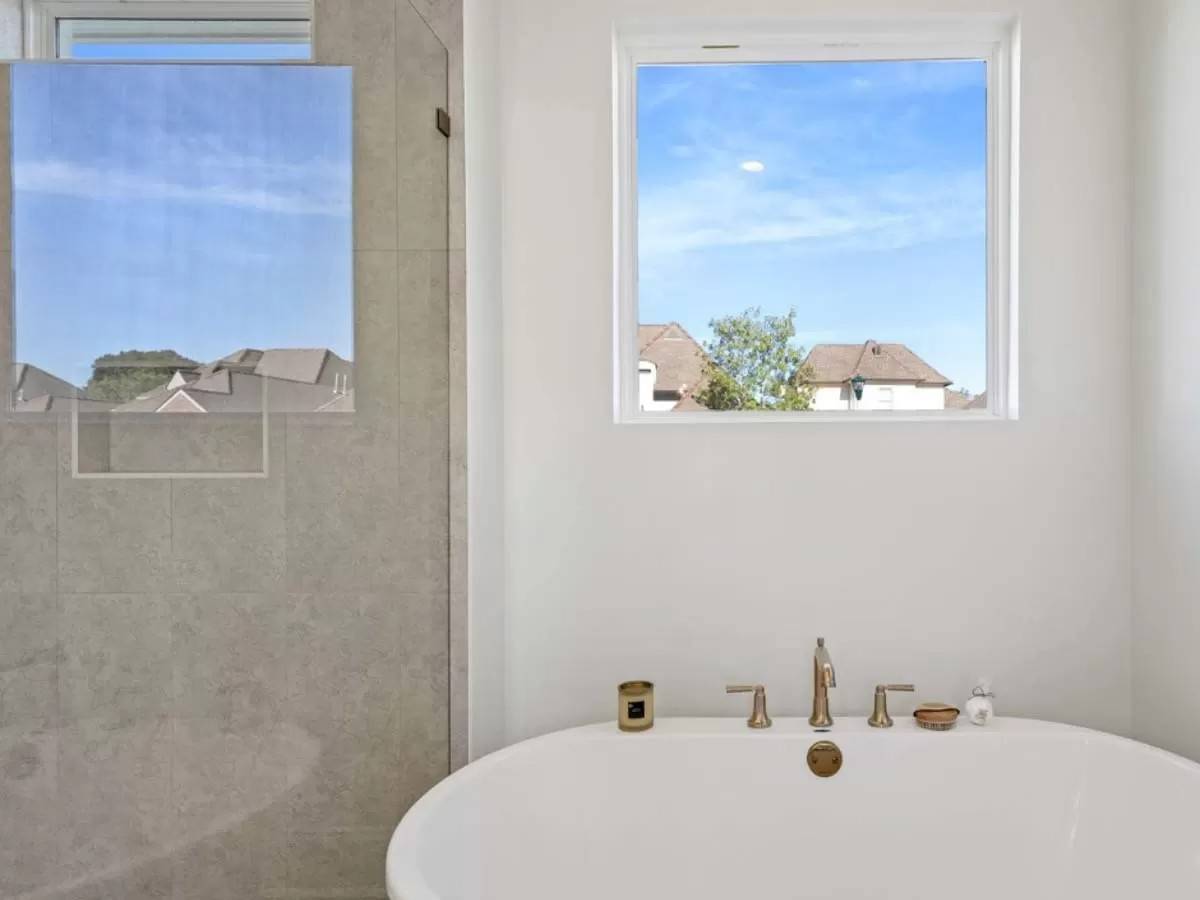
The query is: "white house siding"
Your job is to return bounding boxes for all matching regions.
[811,383,947,412]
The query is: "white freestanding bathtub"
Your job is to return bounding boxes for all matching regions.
[386,718,1200,899]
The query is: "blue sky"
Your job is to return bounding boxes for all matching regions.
[12,58,351,386]
[637,60,988,394]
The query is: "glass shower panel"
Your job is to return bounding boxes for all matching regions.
[0,2,450,897]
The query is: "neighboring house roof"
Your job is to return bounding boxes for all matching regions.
[218,348,266,371]
[13,362,82,400]
[254,348,338,384]
[11,363,117,412]
[13,394,116,413]
[944,388,975,410]
[804,341,952,387]
[967,391,988,410]
[638,323,707,398]
[110,349,354,414]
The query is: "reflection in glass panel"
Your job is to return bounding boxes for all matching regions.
[12,64,353,445]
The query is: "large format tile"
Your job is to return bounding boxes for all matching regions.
[396,251,450,408]
[314,0,398,252]
[170,820,285,900]
[105,415,265,476]
[56,473,173,593]
[168,476,286,593]
[396,1,449,252]
[55,858,173,900]
[0,592,58,727]
[287,724,408,831]
[59,594,174,722]
[397,592,449,807]
[56,716,174,888]
[170,720,290,900]
[396,251,451,598]
[350,251,401,429]
[284,426,403,593]
[285,593,402,739]
[0,724,58,897]
[171,594,290,729]
[285,828,391,899]
[158,416,285,593]
[0,421,58,593]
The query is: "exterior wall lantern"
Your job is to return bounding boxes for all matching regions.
[851,375,867,401]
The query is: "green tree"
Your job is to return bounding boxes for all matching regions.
[695,307,816,411]
[85,349,198,403]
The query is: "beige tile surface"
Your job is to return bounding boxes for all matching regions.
[170,720,291,900]
[56,716,174,886]
[284,425,404,592]
[0,422,58,593]
[286,828,392,898]
[397,2,449,251]
[350,251,401,429]
[59,595,174,722]
[314,0,399,252]
[285,593,403,737]
[398,592,449,806]
[0,724,58,897]
[0,593,58,727]
[171,594,290,729]
[56,475,173,594]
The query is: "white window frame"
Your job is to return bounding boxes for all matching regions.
[24,0,311,60]
[613,17,1021,424]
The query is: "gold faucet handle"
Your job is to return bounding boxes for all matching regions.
[868,683,915,729]
[726,684,772,729]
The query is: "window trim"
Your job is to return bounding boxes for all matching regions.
[24,0,312,60]
[613,17,1021,424]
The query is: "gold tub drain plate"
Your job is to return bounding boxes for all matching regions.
[807,740,843,778]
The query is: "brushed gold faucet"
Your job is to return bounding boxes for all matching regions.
[727,684,772,729]
[809,638,836,728]
[868,683,915,728]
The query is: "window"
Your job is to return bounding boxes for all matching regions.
[614,20,1018,422]
[25,1,311,60]
[10,62,353,475]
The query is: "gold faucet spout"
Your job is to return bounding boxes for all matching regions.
[810,638,836,728]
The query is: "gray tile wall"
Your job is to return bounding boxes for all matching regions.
[0,1,465,897]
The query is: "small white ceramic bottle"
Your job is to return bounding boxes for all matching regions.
[966,678,994,726]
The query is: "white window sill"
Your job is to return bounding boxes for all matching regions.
[619,410,1014,425]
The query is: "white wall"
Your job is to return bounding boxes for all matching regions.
[464,0,508,759]
[494,0,1133,744]
[1132,0,1200,761]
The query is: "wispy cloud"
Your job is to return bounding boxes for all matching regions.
[639,167,984,258]
[637,60,986,260]
[14,157,350,217]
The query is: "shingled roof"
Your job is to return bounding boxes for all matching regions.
[10,363,117,412]
[804,341,952,387]
[110,348,353,414]
[638,323,707,398]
